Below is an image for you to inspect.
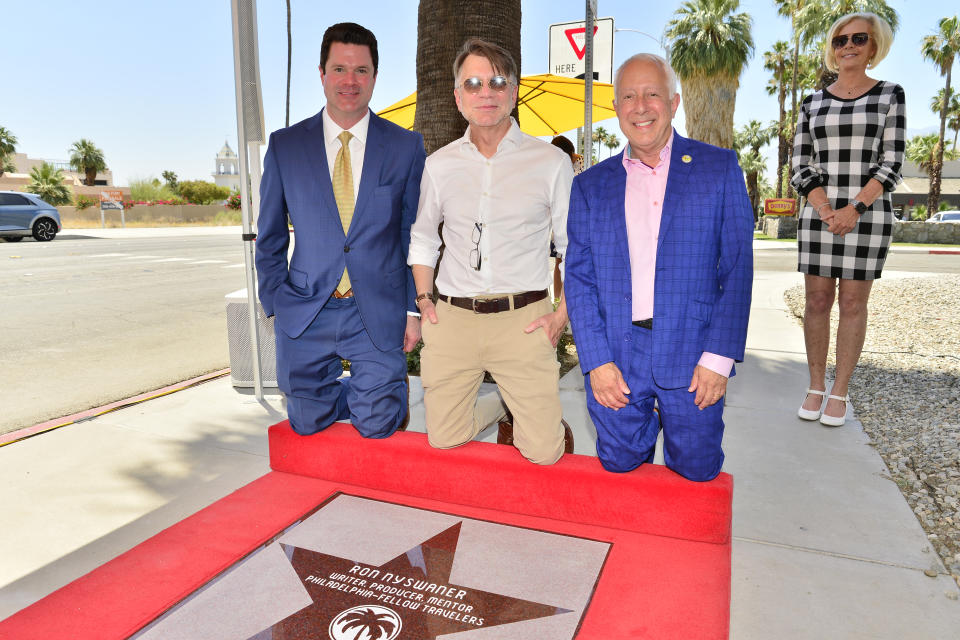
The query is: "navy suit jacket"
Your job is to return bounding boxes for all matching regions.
[255,109,426,349]
[565,131,754,389]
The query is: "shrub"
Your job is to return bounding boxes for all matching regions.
[910,204,928,221]
[75,194,98,210]
[129,176,176,202]
[178,180,231,205]
[226,193,242,210]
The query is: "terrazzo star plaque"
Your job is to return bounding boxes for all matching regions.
[133,494,611,640]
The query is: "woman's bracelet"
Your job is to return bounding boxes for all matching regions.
[813,201,830,214]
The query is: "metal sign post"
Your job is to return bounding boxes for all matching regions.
[583,0,596,169]
[99,189,125,228]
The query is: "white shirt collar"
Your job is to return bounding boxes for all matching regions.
[322,108,370,147]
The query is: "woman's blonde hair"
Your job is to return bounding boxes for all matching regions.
[823,12,893,72]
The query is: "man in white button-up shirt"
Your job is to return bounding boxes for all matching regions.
[408,39,574,465]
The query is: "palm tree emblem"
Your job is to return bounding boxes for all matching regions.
[329,605,402,640]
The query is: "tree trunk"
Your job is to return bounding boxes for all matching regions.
[680,72,738,149]
[776,75,787,198]
[787,33,799,199]
[747,172,759,220]
[85,168,96,186]
[415,0,521,154]
[928,67,952,213]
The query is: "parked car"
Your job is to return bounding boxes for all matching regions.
[0,191,62,242]
[928,210,960,222]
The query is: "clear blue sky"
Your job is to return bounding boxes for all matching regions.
[4,0,955,186]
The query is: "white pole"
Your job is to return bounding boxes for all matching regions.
[231,0,263,400]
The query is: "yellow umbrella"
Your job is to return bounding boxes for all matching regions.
[376,73,617,137]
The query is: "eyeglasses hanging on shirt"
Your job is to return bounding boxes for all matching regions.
[470,222,483,271]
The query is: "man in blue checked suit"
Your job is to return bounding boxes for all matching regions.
[565,53,753,481]
[256,23,425,438]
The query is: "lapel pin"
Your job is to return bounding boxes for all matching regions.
[681,154,692,163]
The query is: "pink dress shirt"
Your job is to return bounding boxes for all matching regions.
[623,134,734,378]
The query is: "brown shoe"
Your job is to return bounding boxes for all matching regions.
[562,419,574,454]
[498,411,574,455]
[496,410,514,446]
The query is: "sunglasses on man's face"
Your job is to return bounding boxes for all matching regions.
[831,32,869,49]
[459,75,511,94]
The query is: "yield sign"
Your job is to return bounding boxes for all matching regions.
[564,26,599,61]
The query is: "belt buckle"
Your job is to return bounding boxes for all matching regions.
[471,298,483,313]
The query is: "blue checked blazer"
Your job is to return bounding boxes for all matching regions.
[565,131,754,389]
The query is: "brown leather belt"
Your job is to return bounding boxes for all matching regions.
[437,289,548,314]
[632,318,653,329]
[332,288,354,299]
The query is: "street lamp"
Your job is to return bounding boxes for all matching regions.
[614,28,670,59]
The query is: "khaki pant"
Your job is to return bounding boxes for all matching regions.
[420,297,564,464]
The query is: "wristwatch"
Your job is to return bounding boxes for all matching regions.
[849,199,868,214]
[415,292,434,306]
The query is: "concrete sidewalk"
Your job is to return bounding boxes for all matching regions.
[1,270,958,637]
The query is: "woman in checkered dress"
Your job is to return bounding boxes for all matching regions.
[790,12,904,427]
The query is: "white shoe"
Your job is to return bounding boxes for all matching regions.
[798,389,827,420]
[819,394,849,427]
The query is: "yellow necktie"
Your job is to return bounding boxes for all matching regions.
[333,130,354,294]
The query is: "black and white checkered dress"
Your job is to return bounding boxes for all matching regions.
[791,81,905,280]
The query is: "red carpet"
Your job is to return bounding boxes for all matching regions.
[0,422,732,639]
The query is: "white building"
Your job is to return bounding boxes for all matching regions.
[213,141,240,192]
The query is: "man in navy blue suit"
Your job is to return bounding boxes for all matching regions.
[256,23,425,438]
[565,54,754,481]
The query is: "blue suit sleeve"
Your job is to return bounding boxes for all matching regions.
[402,135,427,314]
[565,176,614,374]
[255,133,290,318]
[702,151,754,362]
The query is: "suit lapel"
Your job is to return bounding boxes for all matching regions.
[303,112,341,226]
[350,111,385,237]
[658,131,694,252]
[604,157,631,273]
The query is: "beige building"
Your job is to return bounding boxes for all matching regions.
[0,152,121,199]
[894,159,960,212]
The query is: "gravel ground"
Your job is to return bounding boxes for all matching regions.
[784,275,960,581]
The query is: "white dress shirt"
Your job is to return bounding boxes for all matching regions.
[322,107,369,200]
[408,118,573,297]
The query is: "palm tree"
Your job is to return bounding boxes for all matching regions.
[414,0,521,154]
[935,88,960,148]
[666,0,754,149]
[921,15,960,213]
[592,126,610,160]
[734,120,776,217]
[906,133,959,218]
[763,40,791,196]
[604,132,621,157]
[68,139,107,186]
[0,126,17,179]
[27,162,72,206]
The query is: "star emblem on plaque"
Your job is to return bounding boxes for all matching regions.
[261,522,571,639]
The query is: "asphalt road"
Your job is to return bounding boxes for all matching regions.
[1,231,957,435]
[1,232,248,434]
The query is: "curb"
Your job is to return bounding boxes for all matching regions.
[0,369,231,447]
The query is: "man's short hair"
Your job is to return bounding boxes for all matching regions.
[452,38,518,85]
[613,53,678,98]
[320,22,379,74]
[823,12,893,72]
